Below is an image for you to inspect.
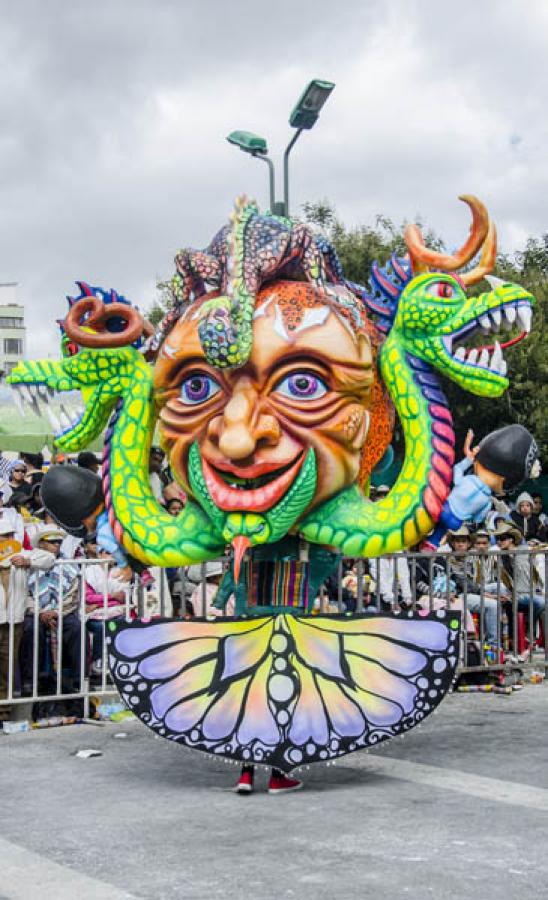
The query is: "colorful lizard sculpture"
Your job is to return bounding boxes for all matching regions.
[8,196,534,566]
[148,195,344,365]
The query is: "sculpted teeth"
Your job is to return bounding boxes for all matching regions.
[517,306,531,332]
[453,339,507,376]
[472,301,531,335]
[46,406,61,432]
[450,300,531,375]
[491,341,503,371]
[11,382,84,432]
[478,348,489,368]
[490,308,502,329]
[12,388,24,416]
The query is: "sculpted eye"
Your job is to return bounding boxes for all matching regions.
[438,283,454,298]
[274,372,328,400]
[179,374,221,405]
[426,281,455,299]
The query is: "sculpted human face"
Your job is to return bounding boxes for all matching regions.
[154,283,373,542]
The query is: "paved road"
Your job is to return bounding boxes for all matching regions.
[0,685,547,900]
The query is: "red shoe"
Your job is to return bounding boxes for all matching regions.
[234,768,254,794]
[268,773,303,795]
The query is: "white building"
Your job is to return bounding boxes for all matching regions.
[0,283,26,378]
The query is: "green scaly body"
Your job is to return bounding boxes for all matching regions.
[10,348,225,565]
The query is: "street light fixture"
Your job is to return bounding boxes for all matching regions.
[226,130,276,212]
[288,79,335,130]
[226,78,335,217]
[226,131,268,154]
[283,79,335,216]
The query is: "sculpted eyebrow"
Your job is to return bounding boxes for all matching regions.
[264,352,331,380]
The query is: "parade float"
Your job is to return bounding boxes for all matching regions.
[8,82,535,775]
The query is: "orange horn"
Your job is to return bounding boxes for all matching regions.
[461,221,498,286]
[404,195,490,275]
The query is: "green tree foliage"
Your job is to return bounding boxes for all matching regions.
[302,201,547,461]
[146,282,172,327]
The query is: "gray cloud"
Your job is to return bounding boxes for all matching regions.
[0,0,546,358]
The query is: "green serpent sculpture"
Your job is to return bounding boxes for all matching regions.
[8,196,534,565]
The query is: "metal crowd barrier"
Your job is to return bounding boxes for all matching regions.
[0,548,546,715]
[329,548,547,673]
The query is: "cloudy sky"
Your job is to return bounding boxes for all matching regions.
[1,0,547,358]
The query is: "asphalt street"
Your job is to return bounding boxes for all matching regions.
[0,685,547,900]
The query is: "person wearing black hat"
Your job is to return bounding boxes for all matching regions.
[427,425,540,548]
[40,466,130,576]
[41,466,104,537]
[493,522,545,632]
[77,451,101,474]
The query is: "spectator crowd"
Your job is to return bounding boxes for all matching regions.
[0,445,546,722]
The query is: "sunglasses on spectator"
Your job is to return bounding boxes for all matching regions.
[495,535,512,542]
[13,468,26,474]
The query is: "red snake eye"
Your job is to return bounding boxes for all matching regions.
[438,282,454,299]
[67,342,79,357]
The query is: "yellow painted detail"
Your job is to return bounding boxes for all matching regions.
[403,517,418,546]
[415,508,432,534]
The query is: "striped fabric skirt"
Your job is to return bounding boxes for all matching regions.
[246,560,310,610]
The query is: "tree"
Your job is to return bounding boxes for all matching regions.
[302,201,547,462]
[146,281,172,328]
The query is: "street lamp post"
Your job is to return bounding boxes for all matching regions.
[226,78,335,217]
[226,131,276,212]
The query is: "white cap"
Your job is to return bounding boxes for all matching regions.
[31,523,67,548]
[0,518,16,536]
[204,561,224,579]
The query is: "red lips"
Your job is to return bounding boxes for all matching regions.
[201,454,304,512]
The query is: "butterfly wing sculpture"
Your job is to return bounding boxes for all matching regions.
[108,612,460,771]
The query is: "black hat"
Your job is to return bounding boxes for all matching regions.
[40,465,104,536]
[77,451,101,470]
[21,451,43,470]
[475,425,539,491]
[7,490,32,511]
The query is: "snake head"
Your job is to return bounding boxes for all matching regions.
[394,272,535,398]
[7,346,149,451]
[7,285,154,451]
[362,197,535,399]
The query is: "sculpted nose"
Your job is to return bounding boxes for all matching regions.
[212,380,280,460]
[218,383,257,460]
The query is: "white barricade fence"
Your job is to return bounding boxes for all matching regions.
[0,549,546,714]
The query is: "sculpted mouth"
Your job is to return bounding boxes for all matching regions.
[201,453,305,512]
[11,382,85,438]
[442,300,532,377]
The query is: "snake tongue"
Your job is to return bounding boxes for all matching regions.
[232,535,251,584]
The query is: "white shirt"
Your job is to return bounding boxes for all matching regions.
[0,548,55,625]
[0,507,25,544]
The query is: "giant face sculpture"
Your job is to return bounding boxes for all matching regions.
[155,281,374,550]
